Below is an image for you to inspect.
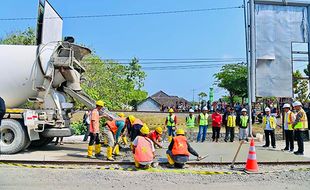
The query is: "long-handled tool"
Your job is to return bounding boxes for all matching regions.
[188,154,209,161]
[197,154,208,161]
[230,141,244,169]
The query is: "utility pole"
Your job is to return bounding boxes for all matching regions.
[245,0,255,137]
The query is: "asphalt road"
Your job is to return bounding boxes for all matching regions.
[1,165,309,190]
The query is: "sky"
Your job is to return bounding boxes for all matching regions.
[1,0,305,102]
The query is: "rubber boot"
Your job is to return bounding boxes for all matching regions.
[130,143,134,150]
[168,136,172,143]
[113,144,121,156]
[166,154,175,167]
[122,136,128,145]
[87,146,96,159]
[107,147,115,161]
[95,144,103,157]
[135,160,140,168]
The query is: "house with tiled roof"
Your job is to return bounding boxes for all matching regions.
[137,91,190,112]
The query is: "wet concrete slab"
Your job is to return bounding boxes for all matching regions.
[1,138,310,163]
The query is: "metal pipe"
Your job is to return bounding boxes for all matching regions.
[247,0,256,136]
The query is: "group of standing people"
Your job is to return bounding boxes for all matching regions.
[181,107,250,143]
[182,100,308,156]
[278,101,308,155]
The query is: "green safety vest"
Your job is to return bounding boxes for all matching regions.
[199,113,208,126]
[240,115,248,128]
[294,109,308,130]
[186,115,196,128]
[167,115,176,127]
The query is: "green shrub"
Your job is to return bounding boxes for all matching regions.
[71,121,86,135]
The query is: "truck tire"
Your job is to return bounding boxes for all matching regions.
[29,135,54,148]
[0,119,29,154]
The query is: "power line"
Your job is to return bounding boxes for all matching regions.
[142,63,242,70]
[0,5,243,21]
[121,60,244,65]
[82,58,246,65]
[107,58,245,61]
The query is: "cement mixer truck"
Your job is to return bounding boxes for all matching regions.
[0,1,96,154]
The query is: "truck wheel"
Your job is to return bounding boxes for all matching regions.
[29,135,54,148]
[0,119,29,154]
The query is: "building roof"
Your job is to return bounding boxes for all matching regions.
[150,90,170,98]
[138,91,189,107]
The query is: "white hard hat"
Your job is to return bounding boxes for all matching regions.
[241,108,247,112]
[283,103,291,109]
[189,109,194,113]
[202,107,208,111]
[265,107,271,112]
[293,101,302,107]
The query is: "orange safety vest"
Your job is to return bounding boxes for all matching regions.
[106,120,118,135]
[89,109,100,133]
[172,136,190,156]
[134,136,154,162]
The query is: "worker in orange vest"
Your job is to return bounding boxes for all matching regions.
[104,120,118,161]
[87,100,105,159]
[132,124,155,169]
[116,113,128,145]
[166,129,202,168]
[112,113,127,156]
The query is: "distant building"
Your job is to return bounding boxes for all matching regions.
[136,91,190,112]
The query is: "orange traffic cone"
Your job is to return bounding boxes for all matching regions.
[245,138,259,172]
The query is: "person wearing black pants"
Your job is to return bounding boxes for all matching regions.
[264,130,276,148]
[294,130,304,154]
[284,130,294,151]
[262,107,277,148]
[0,97,5,126]
[223,107,231,142]
[292,101,308,155]
[212,127,221,142]
[83,111,90,141]
[89,133,100,148]
[211,109,222,142]
[282,104,295,151]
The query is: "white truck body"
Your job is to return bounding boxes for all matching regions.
[0,0,96,154]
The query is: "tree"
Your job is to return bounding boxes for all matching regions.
[198,92,208,101]
[293,70,308,102]
[81,56,148,110]
[0,27,36,45]
[214,63,247,105]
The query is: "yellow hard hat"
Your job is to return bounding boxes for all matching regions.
[128,115,136,124]
[176,129,185,135]
[96,100,104,107]
[155,127,163,135]
[168,108,174,113]
[118,113,125,118]
[140,124,150,135]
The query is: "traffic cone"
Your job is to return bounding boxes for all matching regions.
[245,138,259,172]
